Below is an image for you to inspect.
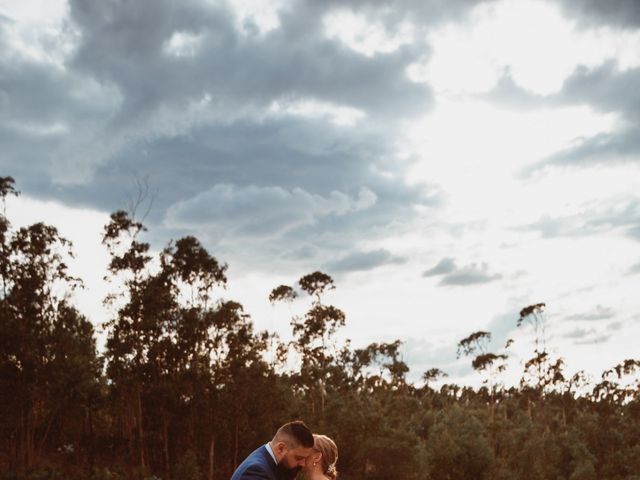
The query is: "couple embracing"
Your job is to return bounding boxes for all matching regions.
[231,421,338,480]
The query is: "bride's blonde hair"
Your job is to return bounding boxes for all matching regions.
[313,434,338,480]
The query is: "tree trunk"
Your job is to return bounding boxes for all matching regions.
[20,404,27,470]
[137,389,147,475]
[208,433,215,480]
[163,413,170,480]
[22,401,35,470]
[233,416,239,469]
[9,429,17,473]
[37,406,59,459]
[88,406,94,469]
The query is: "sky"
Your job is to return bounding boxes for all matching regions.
[1,0,639,387]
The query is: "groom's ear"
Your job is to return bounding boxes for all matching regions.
[274,441,288,455]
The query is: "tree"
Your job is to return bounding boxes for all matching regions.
[422,368,448,386]
[270,271,346,421]
[517,303,547,354]
[426,406,494,480]
[0,179,98,472]
[457,331,508,418]
[102,210,154,475]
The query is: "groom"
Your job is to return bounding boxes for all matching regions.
[231,420,314,480]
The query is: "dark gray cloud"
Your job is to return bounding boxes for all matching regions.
[69,0,433,123]
[516,200,640,241]
[165,182,377,237]
[562,324,614,345]
[423,257,501,286]
[562,327,595,339]
[423,257,456,276]
[323,248,407,274]
[554,0,640,29]
[520,62,640,174]
[565,305,615,322]
[1,0,459,271]
[574,333,611,345]
[538,129,640,170]
[3,0,496,203]
[440,265,501,286]
[481,61,640,179]
[559,62,640,119]
[66,0,490,143]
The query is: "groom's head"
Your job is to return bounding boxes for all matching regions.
[270,420,314,470]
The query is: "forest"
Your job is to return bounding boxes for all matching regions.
[1,175,639,480]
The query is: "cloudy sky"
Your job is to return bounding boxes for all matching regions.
[2,0,639,386]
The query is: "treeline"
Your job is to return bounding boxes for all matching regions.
[1,176,639,480]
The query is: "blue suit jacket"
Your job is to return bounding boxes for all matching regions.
[231,445,291,480]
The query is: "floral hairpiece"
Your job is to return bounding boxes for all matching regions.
[327,463,337,475]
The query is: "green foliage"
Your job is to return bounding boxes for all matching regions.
[426,406,494,480]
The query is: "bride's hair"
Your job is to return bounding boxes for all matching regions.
[313,434,338,480]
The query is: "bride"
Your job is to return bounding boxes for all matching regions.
[304,434,338,480]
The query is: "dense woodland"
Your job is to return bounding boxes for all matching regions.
[1,175,639,480]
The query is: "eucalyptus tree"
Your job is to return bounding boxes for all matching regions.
[270,271,346,421]
[420,368,449,408]
[0,177,98,471]
[160,236,277,479]
[517,303,547,354]
[158,235,228,477]
[422,368,448,389]
[517,303,561,418]
[593,359,640,405]
[102,210,155,474]
[0,176,18,299]
[457,331,508,420]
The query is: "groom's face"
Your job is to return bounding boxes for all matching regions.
[280,445,313,470]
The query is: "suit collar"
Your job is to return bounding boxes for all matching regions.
[264,443,278,466]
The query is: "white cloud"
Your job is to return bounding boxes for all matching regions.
[0,0,80,68]
[163,31,204,58]
[324,8,415,57]
[409,0,640,95]
[269,98,366,126]
[224,0,285,36]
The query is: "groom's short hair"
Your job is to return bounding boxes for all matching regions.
[274,420,314,448]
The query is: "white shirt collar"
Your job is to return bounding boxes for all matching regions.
[265,442,277,465]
